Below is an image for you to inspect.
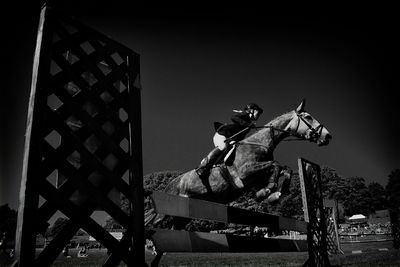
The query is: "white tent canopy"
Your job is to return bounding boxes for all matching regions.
[349,214,366,220]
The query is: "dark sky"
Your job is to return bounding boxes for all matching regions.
[1,3,399,211]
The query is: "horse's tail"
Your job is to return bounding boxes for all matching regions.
[144,190,164,227]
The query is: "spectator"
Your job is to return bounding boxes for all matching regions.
[77,246,88,258]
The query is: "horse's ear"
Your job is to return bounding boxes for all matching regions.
[296,99,306,113]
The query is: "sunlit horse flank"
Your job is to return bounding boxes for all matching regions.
[147,99,331,228]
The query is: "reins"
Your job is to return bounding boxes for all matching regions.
[235,112,324,149]
[234,125,302,151]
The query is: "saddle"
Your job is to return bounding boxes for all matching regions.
[213,121,236,166]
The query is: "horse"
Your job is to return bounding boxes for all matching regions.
[145,99,331,228]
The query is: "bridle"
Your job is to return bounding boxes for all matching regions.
[290,111,324,142]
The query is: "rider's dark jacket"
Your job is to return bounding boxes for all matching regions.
[215,111,254,141]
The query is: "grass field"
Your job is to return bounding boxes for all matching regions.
[1,241,399,266]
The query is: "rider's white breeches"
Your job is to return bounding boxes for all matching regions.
[213,133,227,150]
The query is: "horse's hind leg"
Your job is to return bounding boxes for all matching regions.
[171,216,191,230]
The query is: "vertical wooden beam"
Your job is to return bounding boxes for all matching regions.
[298,158,309,223]
[389,208,400,249]
[298,157,330,267]
[15,5,53,266]
[330,205,343,254]
[15,4,144,266]
[127,53,145,265]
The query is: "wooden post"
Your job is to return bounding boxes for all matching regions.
[298,158,309,223]
[127,54,145,265]
[14,5,144,266]
[15,6,53,265]
[390,208,400,249]
[298,157,330,267]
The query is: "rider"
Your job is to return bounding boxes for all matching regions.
[196,103,263,180]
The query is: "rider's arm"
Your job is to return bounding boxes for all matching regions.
[231,112,253,127]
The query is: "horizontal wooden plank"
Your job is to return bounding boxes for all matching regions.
[150,192,307,232]
[152,229,308,253]
[152,229,229,252]
[278,216,308,233]
[227,206,307,232]
[151,191,227,222]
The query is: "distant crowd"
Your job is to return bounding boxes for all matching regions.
[338,222,392,235]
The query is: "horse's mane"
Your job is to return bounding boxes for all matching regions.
[265,110,293,126]
[244,110,294,142]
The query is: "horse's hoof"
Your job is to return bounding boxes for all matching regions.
[267,192,281,203]
[255,188,270,200]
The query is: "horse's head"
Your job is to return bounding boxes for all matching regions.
[285,99,332,146]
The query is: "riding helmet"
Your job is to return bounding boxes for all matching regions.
[244,103,263,114]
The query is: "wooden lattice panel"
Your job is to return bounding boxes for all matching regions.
[15,5,143,267]
[325,207,343,255]
[390,209,400,249]
[298,158,330,267]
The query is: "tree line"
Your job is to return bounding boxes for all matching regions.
[139,168,400,219]
[1,168,399,240]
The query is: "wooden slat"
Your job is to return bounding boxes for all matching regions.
[103,231,133,267]
[15,6,53,266]
[298,157,331,267]
[151,191,227,222]
[38,179,134,265]
[227,206,308,233]
[127,52,145,265]
[15,4,142,267]
[45,109,133,198]
[36,219,81,266]
[298,157,310,223]
[278,216,308,233]
[152,229,308,253]
[40,141,132,229]
[151,192,308,233]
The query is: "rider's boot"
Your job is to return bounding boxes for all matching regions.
[195,147,223,180]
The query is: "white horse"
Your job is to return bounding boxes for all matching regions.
[145,99,331,228]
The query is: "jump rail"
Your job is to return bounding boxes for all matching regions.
[152,229,307,253]
[150,191,308,233]
[147,157,331,267]
[148,191,308,254]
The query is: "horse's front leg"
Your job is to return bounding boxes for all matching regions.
[235,160,292,202]
[253,163,291,203]
[253,162,281,201]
